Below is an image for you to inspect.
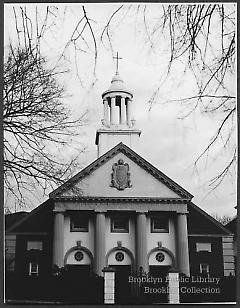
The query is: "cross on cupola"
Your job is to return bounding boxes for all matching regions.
[113,52,123,74]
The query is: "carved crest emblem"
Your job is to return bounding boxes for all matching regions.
[110,159,132,190]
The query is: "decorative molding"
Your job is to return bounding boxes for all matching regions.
[115,252,125,262]
[105,245,135,270]
[53,196,189,203]
[102,90,133,99]
[76,241,82,248]
[147,246,176,269]
[52,201,188,214]
[64,245,94,268]
[156,252,165,263]
[110,159,132,190]
[188,234,229,237]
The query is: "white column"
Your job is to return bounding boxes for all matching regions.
[120,97,126,124]
[176,213,190,276]
[52,210,64,268]
[103,99,109,124]
[126,99,132,126]
[115,105,120,125]
[136,212,148,272]
[110,97,118,125]
[110,97,114,125]
[95,212,106,276]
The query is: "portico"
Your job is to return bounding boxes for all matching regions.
[52,194,191,277]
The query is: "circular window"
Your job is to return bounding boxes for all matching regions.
[115,252,124,262]
[155,252,165,263]
[74,251,84,262]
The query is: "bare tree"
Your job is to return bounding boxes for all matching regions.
[211,213,233,225]
[100,4,236,191]
[5,4,236,206]
[139,4,236,190]
[3,44,87,209]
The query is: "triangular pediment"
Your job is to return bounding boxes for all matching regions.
[50,143,193,200]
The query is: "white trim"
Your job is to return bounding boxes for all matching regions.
[29,262,39,276]
[199,263,210,276]
[196,242,212,252]
[189,234,225,237]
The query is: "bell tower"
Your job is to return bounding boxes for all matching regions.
[95,54,141,157]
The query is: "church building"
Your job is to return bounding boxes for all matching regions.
[5,65,235,303]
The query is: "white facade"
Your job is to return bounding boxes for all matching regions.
[51,70,191,278]
[62,213,176,269]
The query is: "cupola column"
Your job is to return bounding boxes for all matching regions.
[103,99,109,124]
[110,97,118,125]
[126,99,132,126]
[120,97,126,124]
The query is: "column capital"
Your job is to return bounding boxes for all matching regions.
[53,208,65,213]
[53,201,65,212]
[136,211,147,214]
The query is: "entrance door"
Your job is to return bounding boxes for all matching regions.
[63,265,95,303]
[110,265,132,304]
[65,264,91,278]
[148,265,170,303]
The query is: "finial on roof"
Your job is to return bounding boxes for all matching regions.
[113,52,123,74]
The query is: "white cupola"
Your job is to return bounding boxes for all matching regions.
[95,57,141,157]
[101,71,134,128]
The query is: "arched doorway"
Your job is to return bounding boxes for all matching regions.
[62,245,103,304]
[147,247,175,303]
[106,245,134,304]
[148,247,175,274]
[64,245,94,277]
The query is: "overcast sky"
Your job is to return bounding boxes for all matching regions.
[4,3,236,217]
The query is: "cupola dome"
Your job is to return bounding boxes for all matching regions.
[102,71,133,98]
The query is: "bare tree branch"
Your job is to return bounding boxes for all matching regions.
[4,43,87,210]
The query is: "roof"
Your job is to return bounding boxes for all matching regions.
[225,216,237,234]
[102,72,133,98]
[188,202,233,236]
[49,142,193,200]
[5,211,29,230]
[6,199,54,233]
